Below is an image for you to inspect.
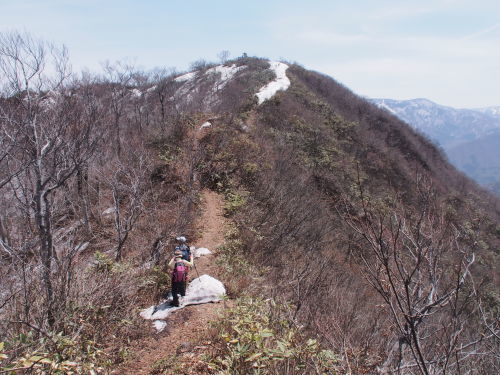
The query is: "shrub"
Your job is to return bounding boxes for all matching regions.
[204,297,341,374]
[215,223,255,296]
[0,333,109,374]
[223,190,248,217]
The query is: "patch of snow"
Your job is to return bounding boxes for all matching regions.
[256,61,290,105]
[174,71,197,82]
[140,274,225,331]
[40,96,57,109]
[146,85,157,93]
[200,121,212,130]
[53,220,84,241]
[153,320,167,332]
[475,106,500,117]
[130,88,142,97]
[193,247,212,258]
[376,101,397,115]
[101,207,116,216]
[74,242,89,252]
[206,64,245,89]
[173,64,247,111]
[184,275,225,304]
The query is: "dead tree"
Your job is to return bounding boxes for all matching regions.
[102,60,136,157]
[149,67,176,125]
[340,173,499,374]
[100,152,150,261]
[0,31,101,327]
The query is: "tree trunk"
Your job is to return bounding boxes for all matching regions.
[35,189,55,327]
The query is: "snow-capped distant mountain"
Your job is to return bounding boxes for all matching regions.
[474,106,500,117]
[371,98,500,195]
[371,98,500,149]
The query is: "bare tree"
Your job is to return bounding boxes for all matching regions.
[102,60,136,156]
[149,67,176,125]
[217,50,230,63]
[340,172,499,374]
[0,31,101,327]
[100,151,150,261]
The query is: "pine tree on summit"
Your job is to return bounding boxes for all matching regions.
[168,249,193,307]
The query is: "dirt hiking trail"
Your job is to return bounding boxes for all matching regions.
[112,190,226,375]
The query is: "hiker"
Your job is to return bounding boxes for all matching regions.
[175,236,193,264]
[168,249,193,307]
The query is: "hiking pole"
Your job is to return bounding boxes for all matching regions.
[193,259,201,279]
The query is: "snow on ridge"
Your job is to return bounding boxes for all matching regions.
[174,64,245,85]
[256,61,290,105]
[377,101,397,115]
[174,71,197,82]
[207,64,244,85]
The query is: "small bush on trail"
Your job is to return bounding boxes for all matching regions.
[215,223,256,296]
[0,333,110,374]
[223,190,248,217]
[203,297,341,375]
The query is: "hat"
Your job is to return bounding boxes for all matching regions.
[176,236,187,242]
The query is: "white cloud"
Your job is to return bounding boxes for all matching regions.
[267,1,500,107]
[296,31,369,45]
[461,22,500,40]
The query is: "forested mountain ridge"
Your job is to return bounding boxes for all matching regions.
[371,98,500,193]
[370,98,500,149]
[1,33,499,374]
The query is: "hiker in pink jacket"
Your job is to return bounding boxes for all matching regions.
[168,249,193,306]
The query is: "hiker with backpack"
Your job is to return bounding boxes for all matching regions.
[175,236,193,264]
[168,249,193,307]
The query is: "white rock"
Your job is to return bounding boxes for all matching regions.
[153,320,167,332]
[200,121,212,129]
[194,247,212,258]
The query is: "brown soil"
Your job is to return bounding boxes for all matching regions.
[111,190,226,375]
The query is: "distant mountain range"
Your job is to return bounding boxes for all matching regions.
[371,98,500,194]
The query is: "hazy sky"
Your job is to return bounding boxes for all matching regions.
[1,0,499,108]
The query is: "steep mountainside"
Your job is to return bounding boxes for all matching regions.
[372,98,500,193]
[193,60,500,372]
[447,131,500,186]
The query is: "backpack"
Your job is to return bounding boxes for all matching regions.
[172,261,187,283]
[176,244,191,262]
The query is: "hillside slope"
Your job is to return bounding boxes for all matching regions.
[447,131,500,186]
[1,48,498,375]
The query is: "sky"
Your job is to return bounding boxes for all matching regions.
[0,0,499,108]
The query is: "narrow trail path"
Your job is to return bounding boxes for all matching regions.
[112,190,226,375]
